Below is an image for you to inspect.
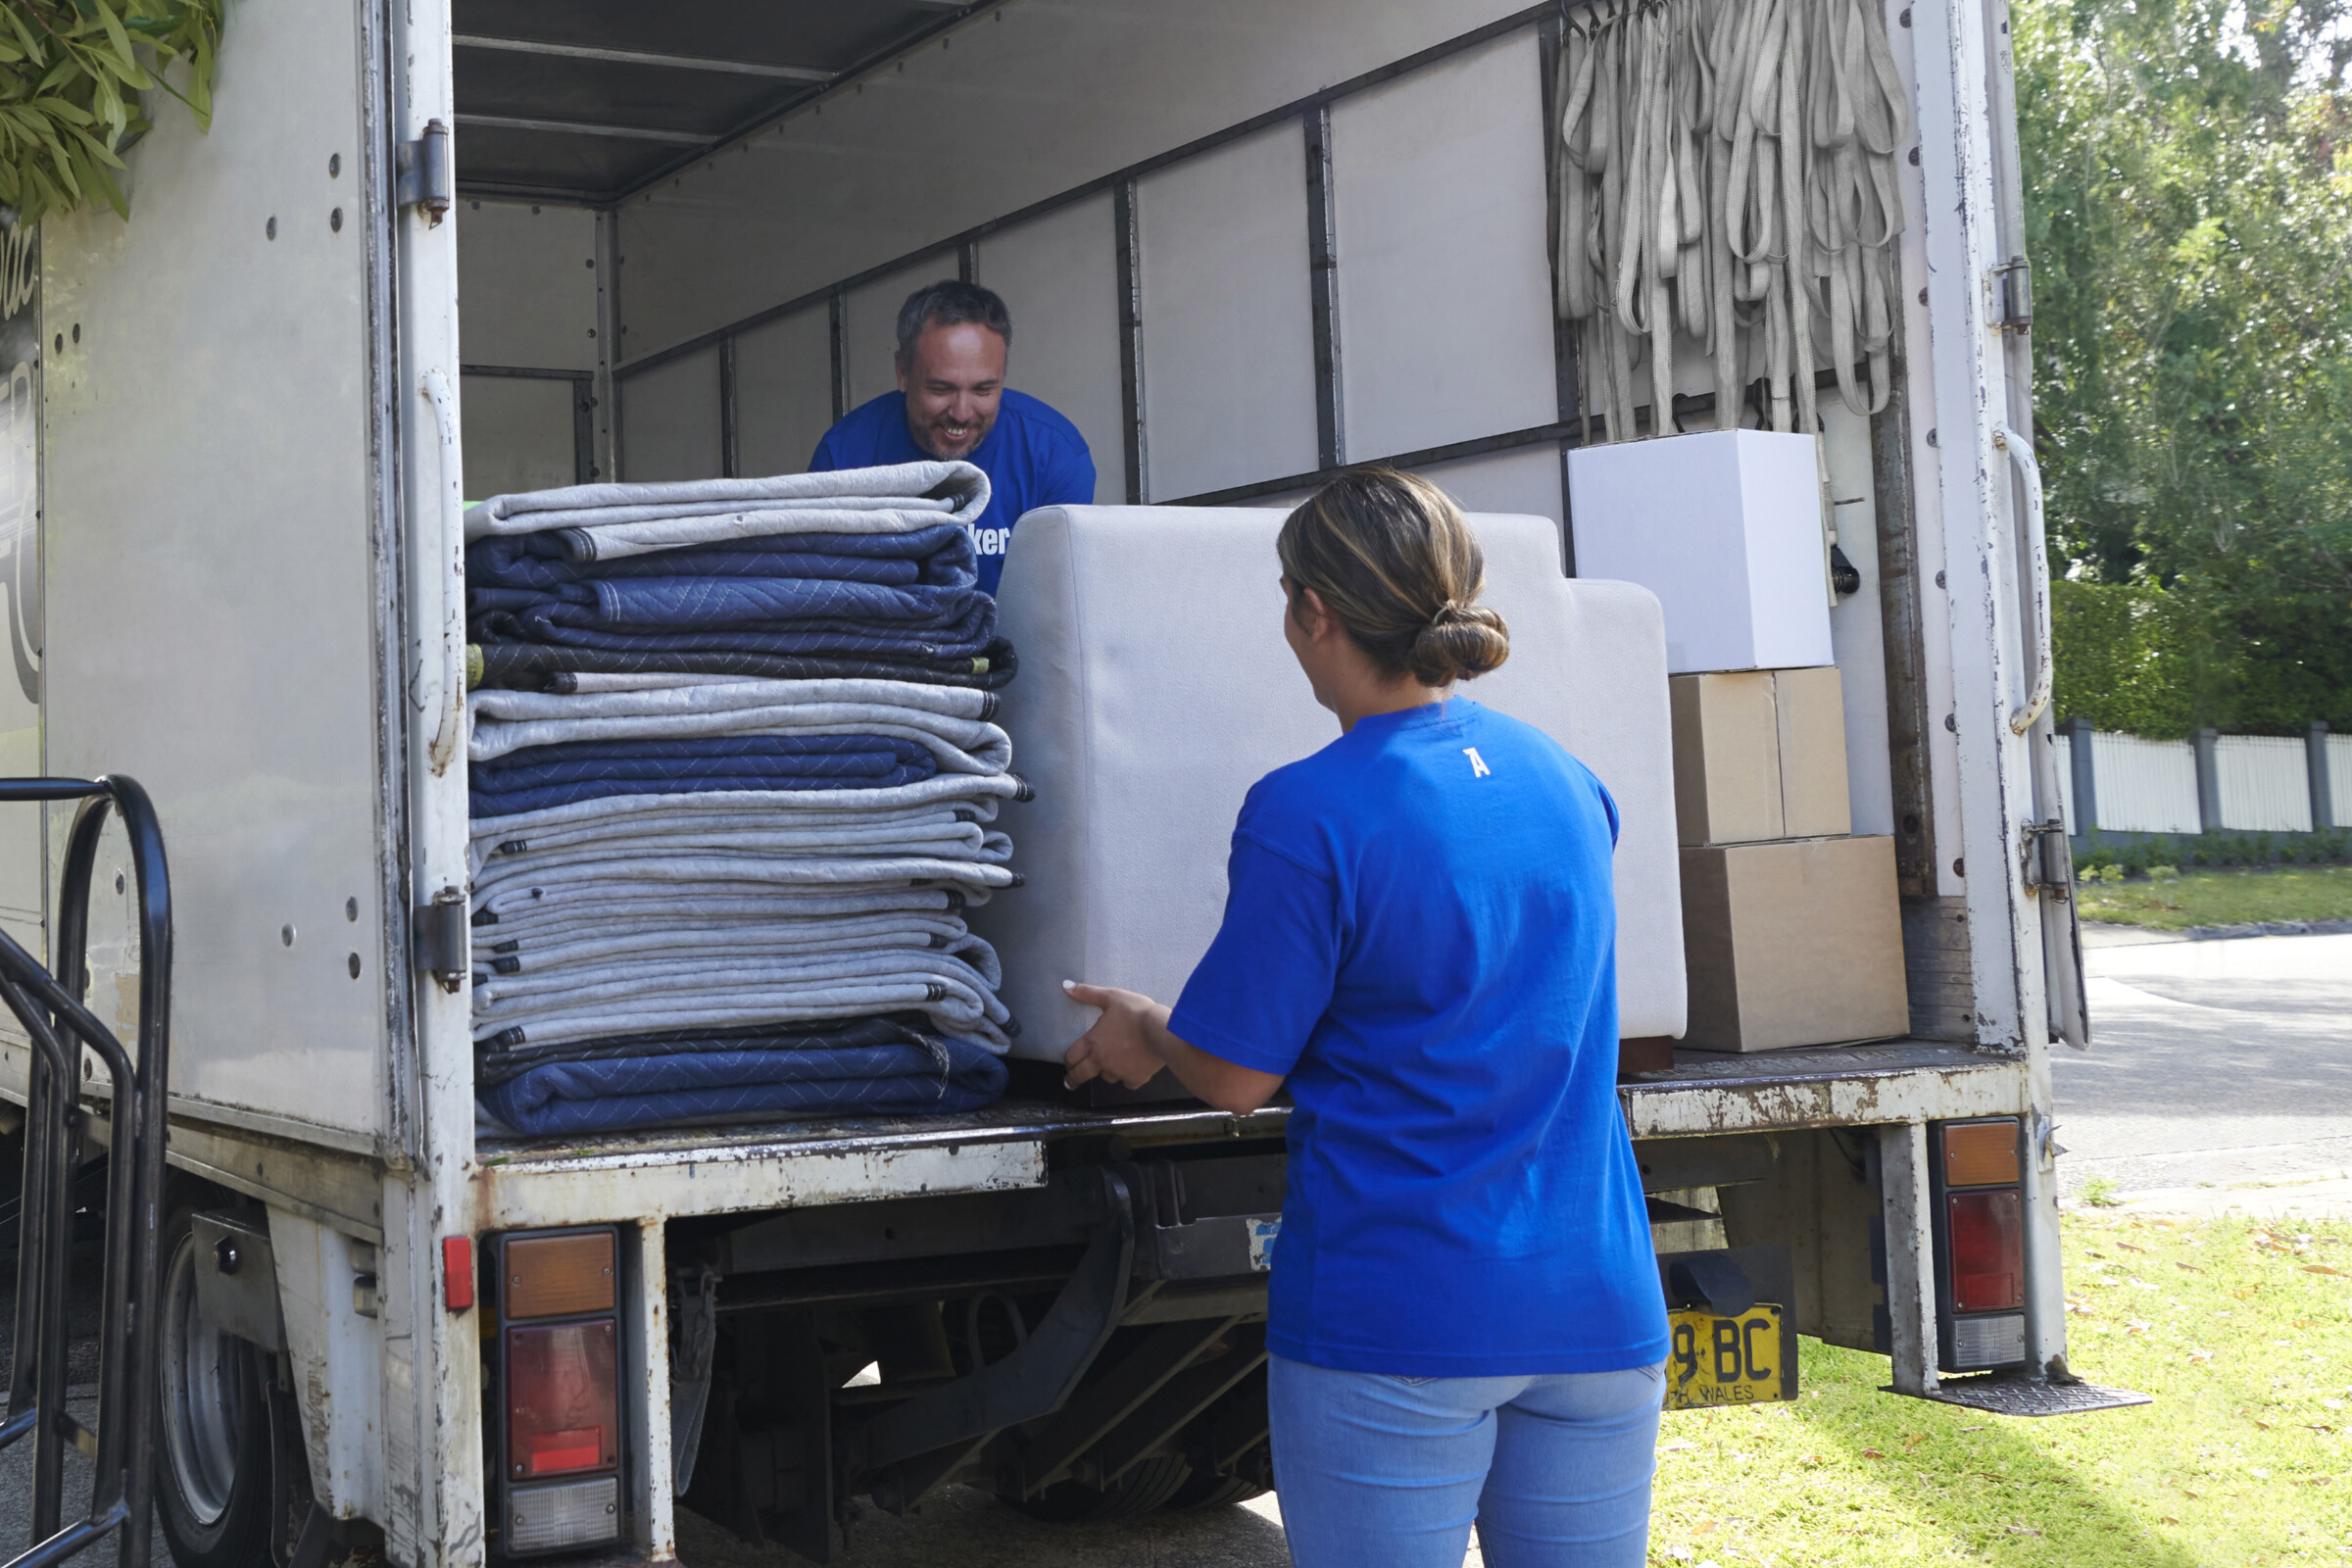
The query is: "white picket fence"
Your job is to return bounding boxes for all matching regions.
[2064,725,2345,836]
[2214,735,2312,833]
[2088,732,2202,834]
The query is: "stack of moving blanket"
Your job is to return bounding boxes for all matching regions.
[464,464,1022,1137]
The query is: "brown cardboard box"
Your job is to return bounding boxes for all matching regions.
[1679,835,1908,1052]
[1670,667,1852,844]
[1771,666,1851,839]
[1671,672,1781,844]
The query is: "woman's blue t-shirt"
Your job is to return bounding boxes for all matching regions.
[1168,698,1668,1377]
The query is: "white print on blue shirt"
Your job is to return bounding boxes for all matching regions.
[964,523,1011,557]
[1464,747,1493,778]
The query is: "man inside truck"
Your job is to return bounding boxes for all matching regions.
[808,278,1096,596]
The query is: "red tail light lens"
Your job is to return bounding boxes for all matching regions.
[506,1320,618,1480]
[1946,1190,2024,1311]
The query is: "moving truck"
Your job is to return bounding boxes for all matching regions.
[0,0,2129,1565]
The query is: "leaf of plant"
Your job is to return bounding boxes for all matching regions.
[186,23,211,127]
[0,9,45,66]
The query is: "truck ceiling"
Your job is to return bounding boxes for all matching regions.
[453,0,976,202]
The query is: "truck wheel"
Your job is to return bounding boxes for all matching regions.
[1159,1467,1269,1510]
[155,1205,274,1568]
[1003,1455,1193,1522]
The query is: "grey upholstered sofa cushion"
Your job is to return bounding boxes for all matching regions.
[975,506,1687,1062]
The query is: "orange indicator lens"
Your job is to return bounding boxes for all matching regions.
[505,1231,616,1320]
[1942,1119,2021,1189]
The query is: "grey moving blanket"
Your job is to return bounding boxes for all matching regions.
[469,637,1017,692]
[465,462,991,559]
[468,678,1011,772]
[466,466,1023,1134]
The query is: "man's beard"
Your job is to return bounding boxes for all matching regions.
[912,413,989,459]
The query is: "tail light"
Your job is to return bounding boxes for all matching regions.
[1946,1190,2023,1310]
[1931,1119,2029,1372]
[507,1321,618,1478]
[495,1227,622,1555]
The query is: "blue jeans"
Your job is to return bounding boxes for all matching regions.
[1268,1354,1665,1568]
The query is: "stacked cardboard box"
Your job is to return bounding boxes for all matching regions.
[1671,667,1908,1053]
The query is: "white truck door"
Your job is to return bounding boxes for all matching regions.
[38,0,403,1149]
[0,217,42,1062]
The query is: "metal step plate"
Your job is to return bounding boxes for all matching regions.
[1887,1374,2153,1417]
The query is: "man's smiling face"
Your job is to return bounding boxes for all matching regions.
[898,320,1006,460]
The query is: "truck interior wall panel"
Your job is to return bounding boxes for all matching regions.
[456,200,601,371]
[974,192,1126,505]
[732,308,836,477]
[462,375,579,498]
[843,259,946,413]
[1410,448,1564,553]
[38,0,388,1137]
[1328,32,1556,462]
[621,347,724,482]
[1823,406,1898,839]
[1133,125,1319,503]
[615,0,1540,360]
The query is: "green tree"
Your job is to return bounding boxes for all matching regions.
[0,0,222,223]
[2016,0,2352,732]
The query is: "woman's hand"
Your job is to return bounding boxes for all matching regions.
[1061,980,1172,1090]
[1061,979,1289,1113]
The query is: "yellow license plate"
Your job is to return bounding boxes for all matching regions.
[1666,1303,1790,1410]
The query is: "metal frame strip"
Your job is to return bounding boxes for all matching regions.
[718,336,740,477]
[1302,106,1344,471]
[1113,179,1146,503]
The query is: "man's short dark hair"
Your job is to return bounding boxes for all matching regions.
[895,279,1011,372]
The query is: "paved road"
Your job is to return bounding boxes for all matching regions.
[2053,929,2352,1210]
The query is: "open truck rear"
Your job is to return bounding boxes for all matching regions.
[0,1,2131,1565]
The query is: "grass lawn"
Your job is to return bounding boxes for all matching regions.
[2076,865,2352,932]
[1647,1213,2352,1565]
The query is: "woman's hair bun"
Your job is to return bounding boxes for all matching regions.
[1277,467,1513,688]
[1408,602,1510,686]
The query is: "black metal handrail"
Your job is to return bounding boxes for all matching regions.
[0,776,172,1568]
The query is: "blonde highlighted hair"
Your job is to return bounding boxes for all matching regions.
[1277,468,1510,687]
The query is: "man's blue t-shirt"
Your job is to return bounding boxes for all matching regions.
[808,388,1096,597]
[1168,698,1668,1377]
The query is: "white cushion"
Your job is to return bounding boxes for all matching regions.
[975,506,1687,1061]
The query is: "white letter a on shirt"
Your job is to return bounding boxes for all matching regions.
[1463,747,1492,779]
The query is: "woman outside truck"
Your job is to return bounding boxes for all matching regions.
[1061,468,1669,1568]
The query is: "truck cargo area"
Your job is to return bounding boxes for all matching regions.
[451,0,1978,1083]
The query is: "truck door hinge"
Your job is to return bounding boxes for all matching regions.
[1991,256,2032,334]
[413,890,469,993]
[396,120,453,227]
[2021,817,2069,899]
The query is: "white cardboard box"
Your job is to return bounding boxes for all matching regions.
[1566,429,1834,673]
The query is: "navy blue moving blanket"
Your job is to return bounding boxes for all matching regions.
[478,1017,1007,1136]
[467,735,940,817]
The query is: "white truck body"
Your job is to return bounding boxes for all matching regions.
[0,0,2089,1562]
